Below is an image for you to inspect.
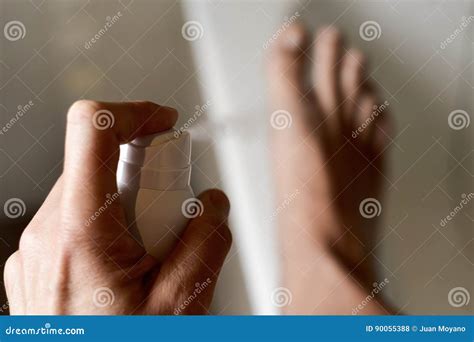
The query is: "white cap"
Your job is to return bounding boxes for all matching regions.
[119,129,191,170]
[117,129,191,190]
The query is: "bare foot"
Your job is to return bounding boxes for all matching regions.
[267,24,393,314]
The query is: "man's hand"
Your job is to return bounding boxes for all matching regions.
[3,100,232,315]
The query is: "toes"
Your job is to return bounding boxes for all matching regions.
[341,49,366,120]
[353,93,378,142]
[371,104,393,153]
[353,93,391,152]
[267,24,310,110]
[313,26,344,118]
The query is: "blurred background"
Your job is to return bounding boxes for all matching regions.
[0,0,472,315]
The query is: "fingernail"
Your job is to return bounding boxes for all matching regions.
[152,106,178,127]
[209,189,230,217]
[160,105,179,113]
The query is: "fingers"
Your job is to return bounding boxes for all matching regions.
[150,189,232,314]
[62,100,178,220]
[175,189,232,276]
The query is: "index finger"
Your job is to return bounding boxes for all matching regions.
[62,100,178,216]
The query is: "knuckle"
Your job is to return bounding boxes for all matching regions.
[4,251,20,283]
[18,227,38,251]
[67,100,103,123]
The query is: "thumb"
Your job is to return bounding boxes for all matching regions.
[149,189,232,314]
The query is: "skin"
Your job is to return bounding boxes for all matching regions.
[4,25,394,316]
[3,100,232,315]
[268,25,394,314]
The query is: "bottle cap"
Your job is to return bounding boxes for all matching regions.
[119,129,191,170]
[117,129,192,190]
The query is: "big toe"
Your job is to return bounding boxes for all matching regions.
[267,23,309,112]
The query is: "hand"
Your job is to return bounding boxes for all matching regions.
[3,100,232,315]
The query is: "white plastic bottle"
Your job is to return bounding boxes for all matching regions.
[117,129,195,261]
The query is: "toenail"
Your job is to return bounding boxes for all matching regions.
[320,26,340,41]
[348,49,366,65]
[283,28,304,51]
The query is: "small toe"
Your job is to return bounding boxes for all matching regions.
[353,91,392,155]
[371,105,393,153]
[354,93,378,142]
[341,49,366,120]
